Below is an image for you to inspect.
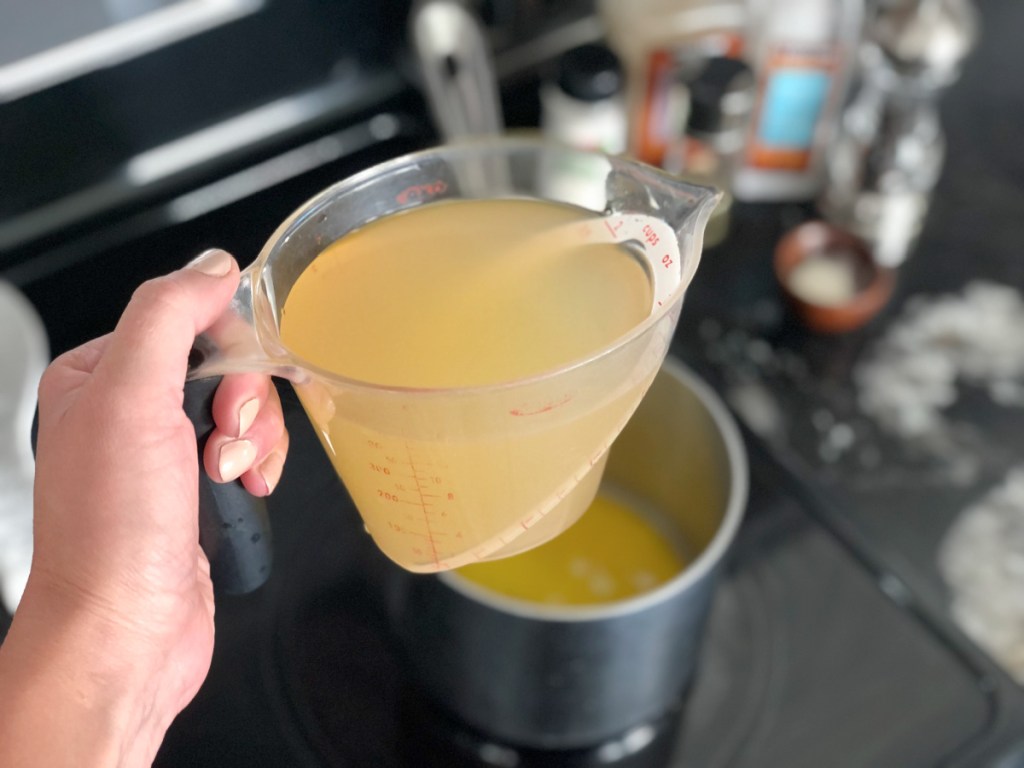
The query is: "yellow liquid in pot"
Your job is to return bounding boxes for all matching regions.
[457,489,688,605]
[279,198,656,571]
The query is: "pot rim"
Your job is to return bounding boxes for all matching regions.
[437,355,750,622]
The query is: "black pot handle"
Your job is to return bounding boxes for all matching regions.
[183,375,273,595]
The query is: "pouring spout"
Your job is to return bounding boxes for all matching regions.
[605,162,722,252]
[674,180,723,263]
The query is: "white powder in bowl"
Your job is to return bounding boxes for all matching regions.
[785,250,862,306]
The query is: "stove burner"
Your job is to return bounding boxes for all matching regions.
[268,575,694,767]
[395,687,684,768]
[243,408,1001,768]
[261,493,995,768]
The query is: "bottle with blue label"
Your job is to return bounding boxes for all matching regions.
[733,0,864,201]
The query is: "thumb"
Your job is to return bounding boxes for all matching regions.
[94,249,242,396]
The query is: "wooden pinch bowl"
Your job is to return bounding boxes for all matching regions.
[773,221,896,334]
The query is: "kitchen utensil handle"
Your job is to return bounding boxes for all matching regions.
[184,375,272,595]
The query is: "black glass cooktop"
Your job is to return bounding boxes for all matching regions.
[152,385,1024,767]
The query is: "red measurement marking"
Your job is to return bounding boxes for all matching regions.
[603,218,625,239]
[380,489,432,507]
[400,529,436,540]
[395,180,448,205]
[406,440,442,567]
[662,254,674,268]
[509,394,572,417]
[386,525,443,541]
[642,224,660,246]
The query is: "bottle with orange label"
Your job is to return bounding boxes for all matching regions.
[598,0,748,170]
[733,0,864,202]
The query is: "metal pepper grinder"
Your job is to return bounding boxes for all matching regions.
[819,0,978,268]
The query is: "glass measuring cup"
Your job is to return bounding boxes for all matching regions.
[188,138,719,585]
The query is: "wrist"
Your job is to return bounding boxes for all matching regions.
[0,580,170,767]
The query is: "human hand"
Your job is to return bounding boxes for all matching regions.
[0,249,288,767]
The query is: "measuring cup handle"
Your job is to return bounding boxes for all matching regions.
[183,376,273,595]
[29,376,271,596]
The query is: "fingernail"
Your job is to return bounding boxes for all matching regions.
[186,248,233,277]
[237,398,260,437]
[258,451,286,494]
[218,439,257,482]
